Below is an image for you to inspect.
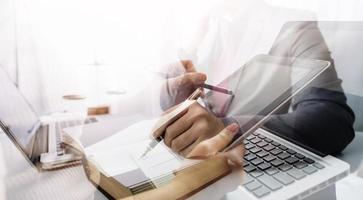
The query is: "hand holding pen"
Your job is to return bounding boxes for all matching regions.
[158,60,207,110]
[141,88,204,158]
[141,84,233,158]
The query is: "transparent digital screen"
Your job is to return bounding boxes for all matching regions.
[0,68,39,156]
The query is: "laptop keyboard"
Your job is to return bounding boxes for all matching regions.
[242,132,325,198]
[55,117,98,155]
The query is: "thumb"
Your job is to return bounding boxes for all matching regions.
[181,72,207,86]
[181,60,196,72]
[204,123,240,152]
[187,123,240,159]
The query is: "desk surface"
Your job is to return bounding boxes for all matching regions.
[1,129,362,200]
[0,133,105,200]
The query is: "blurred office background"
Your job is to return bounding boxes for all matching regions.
[0,0,362,115]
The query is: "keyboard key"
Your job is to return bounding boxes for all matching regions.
[251,158,264,166]
[285,157,299,165]
[247,135,256,141]
[245,181,262,191]
[245,143,255,150]
[244,140,250,145]
[286,149,297,155]
[243,162,250,167]
[250,170,264,178]
[258,174,283,191]
[250,138,262,144]
[279,145,288,151]
[244,154,257,161]
[266,167,279,175]
[263,155,276,162]
[274,173,295,185]
[256,150,269,158]
[271,141,280,146]
[252,185,271,197]
[295,153,305,159]
[278,164,292,172]
[313,162,325,169]
[256,141,268,148]
[243,174,254,185]
[303,157,315,164]
[264,138,273,143]
[258,134,266,139]
[263,145,275,151]
[257,162,271,171]
[250,147,262,154]
[303,166,318,174]
[287,168,306,180]
[271,159,284,167]
[244,150,250,156]
[270,148,282,155]
[277,152,290,160]
[293,161,308,169]
[244,165,257,173]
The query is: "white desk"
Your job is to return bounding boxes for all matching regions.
[1,129,362,200]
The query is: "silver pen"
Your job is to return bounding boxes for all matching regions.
[140,136,164,157]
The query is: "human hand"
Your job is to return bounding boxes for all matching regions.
[187,123,244,167]
[155,102,225,156]
[160,60,207,110]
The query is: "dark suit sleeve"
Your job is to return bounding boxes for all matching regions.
[227,22,355,155]
[263,87,355,155]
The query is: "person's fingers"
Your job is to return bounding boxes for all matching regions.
[202,123,240,152]
[181,139,202,158]
[170,123,201,153]
[179,72,207,87]
[217,145,245,167]
[163,111,194,147]
[181,60,196,72]
[185,123,239,159]
[165,72,206,97]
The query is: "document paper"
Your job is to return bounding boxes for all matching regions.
[84,119,200,180]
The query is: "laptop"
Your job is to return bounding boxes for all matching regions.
[201,42,350,199]
[0,66,107,170]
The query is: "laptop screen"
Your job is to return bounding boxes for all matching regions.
[0,67,39,157]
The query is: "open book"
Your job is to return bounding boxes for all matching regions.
[62,97,230,199]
